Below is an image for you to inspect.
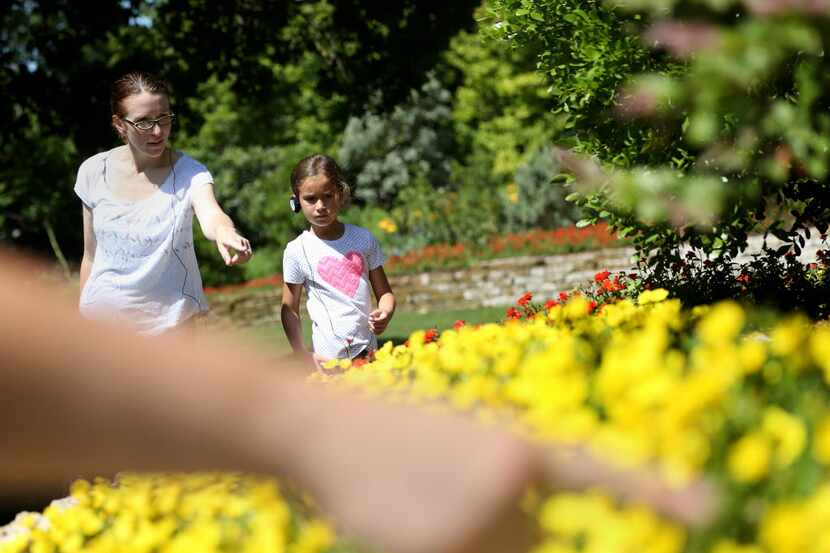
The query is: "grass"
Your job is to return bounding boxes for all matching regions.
[234,305,507,354]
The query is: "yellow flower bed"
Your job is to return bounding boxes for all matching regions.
[0,474,334,553]
[322,293,830,553]
[4,292,830,553]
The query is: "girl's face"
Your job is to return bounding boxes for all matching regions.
[296,174,343,229]
[112,91,173,160]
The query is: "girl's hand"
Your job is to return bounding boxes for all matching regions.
[215,225,252,265]
[369,309,391,335]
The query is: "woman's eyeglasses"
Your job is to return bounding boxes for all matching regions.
[123,113,175,132]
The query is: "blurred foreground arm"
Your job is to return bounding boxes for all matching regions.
[0,250,717,553]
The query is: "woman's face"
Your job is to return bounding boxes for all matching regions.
[113,91,173,159]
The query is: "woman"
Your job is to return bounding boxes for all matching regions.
[77,71,251,334]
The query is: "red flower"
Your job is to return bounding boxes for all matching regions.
[517,292,533,306]
[594,270,610,282]
[453,319,466,330]
[558,291,569,302]
[544,299,558,309]
[588,300,598,314]
[506,307,522,320]
[602,279,616,292]
[736,273,751,284]
[424,329,439,343]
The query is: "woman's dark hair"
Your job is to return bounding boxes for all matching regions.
[290,154,351,202]
[110,72,171,118]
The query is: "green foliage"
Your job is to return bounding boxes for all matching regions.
[502,147,581,230]
[151,0,479,123]
[0,110,77,242]
[445,13,563,181]
[339,75,456,207]
[644,244,830,320]
[488,0,677,164]
[345,177,502,256]
[492,0,830,308]
[0,1,141,256]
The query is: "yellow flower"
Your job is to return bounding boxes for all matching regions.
[738,338,767,374]
[696,301,745,344]
[810,326,830,382]
[506,182,519,204]
[637,288,669,305]
[760,502,809,553]
[563,296,591,320]
[770,315,809,357]
[289,519,335,553]
[762,406,806,467]
[377,217,398,234]
[728,431,771,483]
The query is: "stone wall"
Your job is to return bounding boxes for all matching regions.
[205,232,824,327]
[205,246,636,327]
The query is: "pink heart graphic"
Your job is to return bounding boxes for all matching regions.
[317,251,364,298]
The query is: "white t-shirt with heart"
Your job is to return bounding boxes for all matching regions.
[282,224,385,359]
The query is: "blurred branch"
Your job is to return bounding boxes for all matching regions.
[44,220,71,281]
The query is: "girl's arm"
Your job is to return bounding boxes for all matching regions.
[79,205,96,294]
[280,281,307,353]
[192,183,252,265]
[368,266,395,335]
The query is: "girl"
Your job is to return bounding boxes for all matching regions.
[77,71,252,335]
[281,154,395,367]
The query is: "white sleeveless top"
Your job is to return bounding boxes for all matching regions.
[75,149,210,335]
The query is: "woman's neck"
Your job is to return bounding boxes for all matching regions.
[121,144,170,173]
[311,221,345,241]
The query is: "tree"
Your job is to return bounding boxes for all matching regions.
[490,0,830,304]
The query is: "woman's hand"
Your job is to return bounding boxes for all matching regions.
[215,225,252,266]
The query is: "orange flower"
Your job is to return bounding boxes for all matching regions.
[517,292,533,306]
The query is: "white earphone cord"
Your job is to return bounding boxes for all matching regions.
[300,233,358,359]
